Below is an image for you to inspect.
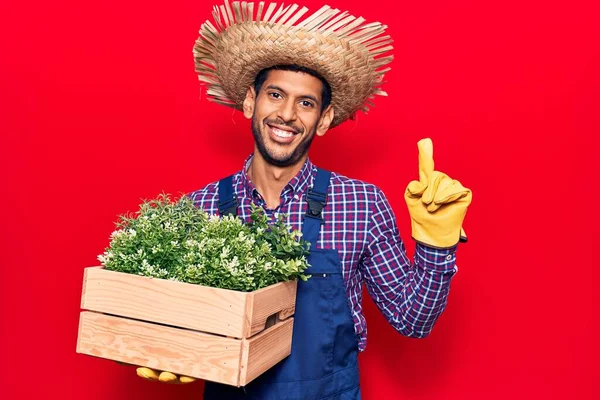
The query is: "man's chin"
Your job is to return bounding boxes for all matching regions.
[260,134,298,165]
[261,151,297,167]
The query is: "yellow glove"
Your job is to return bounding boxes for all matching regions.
[114,361,195,384]
[136,367,196,384]
[404,138,472,249]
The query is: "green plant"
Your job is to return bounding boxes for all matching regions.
[97,193,311,291]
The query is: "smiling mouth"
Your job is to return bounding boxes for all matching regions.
[267,124,299,139]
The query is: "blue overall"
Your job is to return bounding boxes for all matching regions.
[203,168,361,400]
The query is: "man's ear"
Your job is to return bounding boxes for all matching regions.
[316,105,334,136]
[243,87,256,119]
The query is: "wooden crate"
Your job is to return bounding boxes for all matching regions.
[76,266,297,386]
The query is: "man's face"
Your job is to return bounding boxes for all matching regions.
[243,69,333,168]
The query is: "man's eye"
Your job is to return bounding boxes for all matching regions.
[269,92,281,99]
[301,101,314,108]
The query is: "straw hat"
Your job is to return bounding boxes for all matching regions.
[193,0,394,127]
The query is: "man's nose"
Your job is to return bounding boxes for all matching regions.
[277,98,297,122]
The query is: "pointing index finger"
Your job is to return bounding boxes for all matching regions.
[417,138,434,185]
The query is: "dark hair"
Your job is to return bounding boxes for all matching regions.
[253,65,332,112]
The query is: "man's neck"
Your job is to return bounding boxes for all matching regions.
[247,150,306,209]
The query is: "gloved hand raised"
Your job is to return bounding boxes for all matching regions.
[404,138,472,248]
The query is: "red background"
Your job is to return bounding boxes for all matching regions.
[1,0,599,399]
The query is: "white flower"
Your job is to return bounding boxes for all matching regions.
[97,252,112,264]
[224,256,240,273]
[220,246,231,259]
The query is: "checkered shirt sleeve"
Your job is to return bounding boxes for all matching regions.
[360,187,458,338]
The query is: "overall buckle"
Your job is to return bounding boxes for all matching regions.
[305,188,327,221]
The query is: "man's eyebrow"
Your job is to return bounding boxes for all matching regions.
[265,84,320,104]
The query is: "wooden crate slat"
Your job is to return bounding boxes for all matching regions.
[77,311,243,386]
[239,317,294,386]
[81,266,249,337]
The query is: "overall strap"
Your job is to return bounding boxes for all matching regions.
[217,174,238,216]
[302,167,332,245]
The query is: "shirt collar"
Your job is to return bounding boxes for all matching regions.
[241,153,315,199]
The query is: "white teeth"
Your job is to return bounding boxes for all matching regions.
[272,127,293,138]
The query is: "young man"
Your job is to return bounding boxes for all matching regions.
[135,2,472,399]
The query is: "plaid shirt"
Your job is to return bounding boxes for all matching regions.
[188,154,458,352]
